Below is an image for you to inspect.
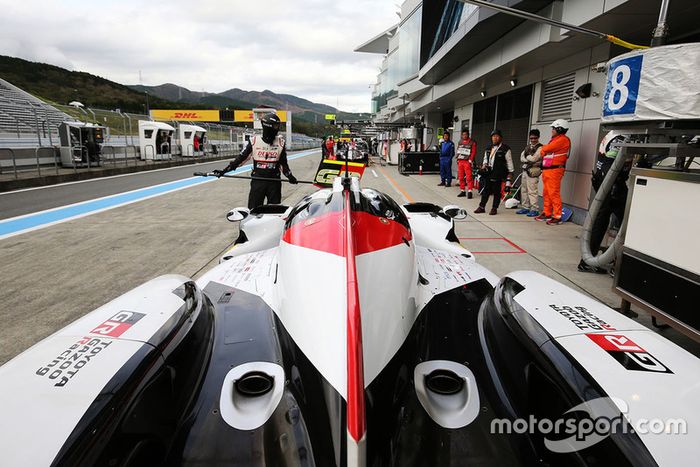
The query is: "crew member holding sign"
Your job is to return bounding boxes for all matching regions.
[534,119,571,225]
[456,128,477,198]
[214,113,298,208]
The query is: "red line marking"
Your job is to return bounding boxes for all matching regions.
[500,237,527,253]
[458,237,527,253]
[345,194,365,442]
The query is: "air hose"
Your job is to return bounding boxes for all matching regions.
[579,149,633,267]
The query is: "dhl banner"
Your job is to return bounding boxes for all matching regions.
[233,110,288,122]
[314,159,366,188]
[150,109,221,122]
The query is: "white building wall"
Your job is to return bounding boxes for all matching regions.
[528,43,611,210]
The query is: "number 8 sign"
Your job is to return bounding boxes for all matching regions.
[603,55,643,117]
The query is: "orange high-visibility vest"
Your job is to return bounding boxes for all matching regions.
[540,134,571,167]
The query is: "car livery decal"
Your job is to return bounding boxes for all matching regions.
[35,337,114,387]
[587,333,673,374]
[90,311,146,338]
[549,304,617,331]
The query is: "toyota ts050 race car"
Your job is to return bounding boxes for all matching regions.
[0,174,698,467]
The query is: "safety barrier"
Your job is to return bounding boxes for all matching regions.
[34,146,57,176]
[0,147,18,178]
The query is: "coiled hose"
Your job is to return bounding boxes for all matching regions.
[579,148,633,268]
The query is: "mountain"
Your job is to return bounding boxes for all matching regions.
[0,54,363,136]
[129,83,363,123]
[0,55,205,113]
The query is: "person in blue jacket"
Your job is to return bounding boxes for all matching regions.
[438,131,455,187]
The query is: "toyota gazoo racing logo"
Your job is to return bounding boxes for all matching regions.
[491,397,687,453]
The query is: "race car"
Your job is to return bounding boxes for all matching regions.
[0,174,698,467]
[337,139,369,163]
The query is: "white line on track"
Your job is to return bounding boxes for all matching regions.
[371,169,378,178]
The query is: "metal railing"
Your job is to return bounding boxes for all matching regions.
[34,146,57,176]
[0,148,17,178]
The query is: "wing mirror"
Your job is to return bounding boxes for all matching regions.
[442,205,468,221]
[226,207,250,223]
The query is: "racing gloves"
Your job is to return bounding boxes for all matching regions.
[213,163,238,178]
[287,174,298,184]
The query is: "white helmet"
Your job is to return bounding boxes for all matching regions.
[504,198,519,209]
[551,119,569,130]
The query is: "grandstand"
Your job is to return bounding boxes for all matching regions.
[0,78,76,142]
[0,77,320,179]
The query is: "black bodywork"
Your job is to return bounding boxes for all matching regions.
[49,211,657,466]
[50,273,658,466]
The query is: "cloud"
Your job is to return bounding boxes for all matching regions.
[0,0,396,112]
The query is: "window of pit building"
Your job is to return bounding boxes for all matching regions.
[540,73,575,122]
[428,0,477,59]
[397,4,422,83]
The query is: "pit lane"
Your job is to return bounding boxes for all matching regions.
[0,154,697,364]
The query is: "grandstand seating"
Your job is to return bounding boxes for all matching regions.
[0,78,76,139]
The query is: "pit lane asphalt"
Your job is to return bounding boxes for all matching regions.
[1,153,697,365]
[0,150,316,221]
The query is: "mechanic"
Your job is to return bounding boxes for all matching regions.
[213,113,298,209]
[437,131,455,187]
[516,129,544,217]
[456,128,477,198]
[321,136,328,158]
[578,132,631,273]
[325,136,336,160]
[534,119,571,225]
[474,129,514,215]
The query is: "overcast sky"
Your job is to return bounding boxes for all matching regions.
[0,0,397,113]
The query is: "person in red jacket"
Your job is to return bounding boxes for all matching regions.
[534,119,571,225]
[325,136,336,160]
[456,128,477,198]
[192,134,199,154]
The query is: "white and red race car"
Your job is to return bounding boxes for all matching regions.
[0,175,698,466]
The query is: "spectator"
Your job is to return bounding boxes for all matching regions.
[534,119,571,225]
[193,134,200,154]
[321,136,328,158]
[516,129,544,217]
[456,128,477,198]
[437,131,455,187]
[474,129,514,215]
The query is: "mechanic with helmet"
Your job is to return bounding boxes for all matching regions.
[534,119,571,225]
[578,131,632,273]
[474,129,514,215]
[213,112,298,208]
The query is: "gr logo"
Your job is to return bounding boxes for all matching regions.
[587,333,672,373]
[603,55,643,117]
[90,311,146,338]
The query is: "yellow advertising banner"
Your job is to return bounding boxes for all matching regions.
[324,114,336,120]
[233,110,288,123]
[150,109,221,122]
